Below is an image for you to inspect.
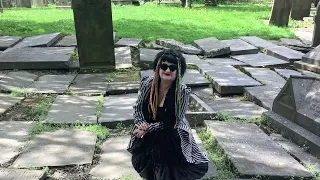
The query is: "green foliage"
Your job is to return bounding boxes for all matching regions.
[0,4,294,43]
[28,96,54,121]
[9,88,32,97]
[238,95,249,101]
[96,95,104,118]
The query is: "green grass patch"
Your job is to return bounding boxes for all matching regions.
[216,112,264,125]
[28,95,54,121]
[238,95,249,101]
[198,129,237,179]
[308,165,320,180]
[96,95,104,118]
[9,88,32,97]
[0,3,295,43]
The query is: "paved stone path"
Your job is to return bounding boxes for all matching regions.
[0,33,319,179]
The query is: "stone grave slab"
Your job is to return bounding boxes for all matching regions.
[115,38,143,48]
[140,69,210,87]
[0,121,34,164]
[140,48,160,69]
[206,98,267,119]
[205,121,312,178]
[115,46,132,69]
[192,129,217,178]
[231,53,289,67]
[302,44,320,65]
[196,61,214,74]
[299,69,320,78]
[191,87,214,102]
[45,95,98,124]
[271,134,320,173]
[0,71,8,79]
[244,67,286,88]
[0,94,23,115]
[0,168,45,180]
[294,28,313,45]
[90,136,140,180]
[204,66,261,95]
[156,38,202,55]
[194,37,230,57]
[207,58,247,66]
[0,47,75,70]
[99,93,137,127]
[12,33,62,49]
[266,46,305,63]
[0,36,22,50]
[0,71,38,92]
[69,73,108,95]
[55,35,77,47]
[280,38,304,47]
[28,74,76,94]
[183,54,202,65]
[240,36,278,50]
[295,61,320,74]
[274,69,303,79]
[244,85,281,110]
[220,39,259,55]
[12,129,97,168]
[106,71,140,95]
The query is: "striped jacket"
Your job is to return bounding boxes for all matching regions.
[128,76,209,164]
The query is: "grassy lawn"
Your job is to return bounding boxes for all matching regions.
[0,3,295,43]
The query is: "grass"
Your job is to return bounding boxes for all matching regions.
[96,95,104,118]
[28,95,54,121]
[0,3,295,43]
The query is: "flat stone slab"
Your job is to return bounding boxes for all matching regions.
[99,93,137,126]
[220,39,259,55]
[299,69,320,78]
[240,36,278,50]
[0,121,34,164]
[295,61,320,74]
[294,28,313,45]
[191,87,214,101]
[231,53,289,67]
[0,36,22,50]
[140,48,160,68]
[207,58,247,66]
[205,121,312,178]
[115,38,143,48]
[141,69,210,87]
[271,134,320,173]
[156,38,202,55]
[12,129,97,168]
[55,35,77,47]
[0,167,45,180]
[274,69,303,79]
[90,136,140,180]
[115,46,132,69]
[244,68,286,88]
[280,38,304,47]
[0,71,7,79]
[194,37,230,57]
[27,74,76,94]
[45,95,98,124]
[183,54,202,65]
[0,71,38,92]
[69,73,107,95]
[0,93,23,115]
[206,98,267,119]
[0,47,75,70]
[244,85,281,110]
[204,66,261,95]
[266,46,305,63]
[302,44,320,66]
[12,32,62,49]
[106,82,140,95]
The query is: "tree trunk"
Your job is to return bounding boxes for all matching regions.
[269,0,292,27]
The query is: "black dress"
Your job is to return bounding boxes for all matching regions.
[131,87,208,180]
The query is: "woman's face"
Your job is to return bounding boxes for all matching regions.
[159,61,177,82]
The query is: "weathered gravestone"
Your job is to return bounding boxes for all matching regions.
[290,0,312,20]
[72,0,115,70]
[33,0,45,7]
[263,76,320,158]
[313,2,320,47]
[269,0,292,27]
[17,0,31,8]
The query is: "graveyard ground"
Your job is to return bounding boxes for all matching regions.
[0,3,296,43]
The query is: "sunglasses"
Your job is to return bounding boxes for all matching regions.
[160,64,178,72]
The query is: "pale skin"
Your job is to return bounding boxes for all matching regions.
[134,61,177,138]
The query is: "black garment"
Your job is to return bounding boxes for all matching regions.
[131,87,208,180]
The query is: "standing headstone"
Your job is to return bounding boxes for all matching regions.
[33,0,44,7]
[269,0,292,27]
[72,0,115,69]
[291,0,312,20]
[17,0,31,8]
[312,2,320,47]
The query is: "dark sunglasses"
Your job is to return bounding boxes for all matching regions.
[160,64,178,72]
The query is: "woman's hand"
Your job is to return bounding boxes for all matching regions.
[133,129,147,138]
[138,123,149,131]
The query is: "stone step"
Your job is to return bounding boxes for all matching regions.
[0,167,46,180]
[205,120,313,179]
[295,61,320,74]
[266,45,305,63]
[263,110,320,159]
